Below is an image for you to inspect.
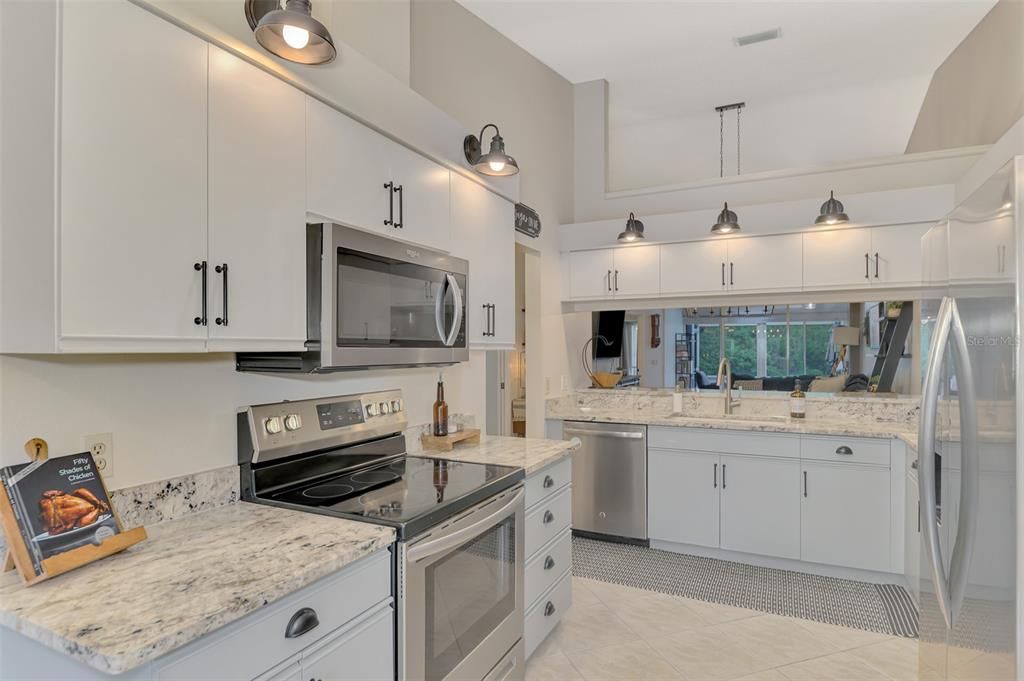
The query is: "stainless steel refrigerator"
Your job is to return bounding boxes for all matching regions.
[917,157,1020,681]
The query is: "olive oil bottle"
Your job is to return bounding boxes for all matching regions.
[789,380,806,419]
[432,373,449,436]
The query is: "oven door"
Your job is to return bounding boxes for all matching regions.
[400,487,525,681]
[322,224,468,369]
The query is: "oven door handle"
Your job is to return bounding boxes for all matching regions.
[407,489,523,563]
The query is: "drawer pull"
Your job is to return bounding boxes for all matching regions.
[284,607,320,639]
[835,445,853,456]
[543,555,556,571]
[543,474,555,489]
[542,510,555,524]
[544,601,556,617]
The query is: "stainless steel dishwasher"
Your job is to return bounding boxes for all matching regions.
[563,421,647,543]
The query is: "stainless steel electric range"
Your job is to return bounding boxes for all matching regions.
[238,390,527,681]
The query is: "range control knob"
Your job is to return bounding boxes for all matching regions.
[264,417,283,435]
[365,403,378,417]
[391,400,402,413]
[379,401,390,415]
[284,414,302,431]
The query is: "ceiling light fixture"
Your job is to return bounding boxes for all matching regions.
[463,124,519,177]
[246,0,336,65]
[617,212,646,242]
[711,102,745,234]
[815,190,850,225]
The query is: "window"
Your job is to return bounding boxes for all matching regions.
[804,323,836,376]
[724,324,757,376]
[697,324,720,377]
[766,324,787,376]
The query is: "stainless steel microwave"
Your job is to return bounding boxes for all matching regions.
[237,224,468,372]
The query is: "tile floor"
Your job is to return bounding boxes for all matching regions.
[525,577,1014,681]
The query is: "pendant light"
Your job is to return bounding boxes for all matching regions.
[617,212,645,242]
[463,124,519,177]
[711,102,745,234]
[246,0,336,65]
[815,190,850,225]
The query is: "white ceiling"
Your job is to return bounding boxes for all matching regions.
[455,0,997,126]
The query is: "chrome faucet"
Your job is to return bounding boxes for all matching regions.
[716,357,740,415]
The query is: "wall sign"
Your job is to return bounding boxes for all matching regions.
[515,203,541,238]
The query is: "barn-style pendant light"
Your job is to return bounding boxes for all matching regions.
[815,190,849,225]
[711,102,745,234]
[617,212,646,242]
[246,0,336,65]
[463,124,519,177]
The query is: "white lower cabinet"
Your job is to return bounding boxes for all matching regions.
[300,605,394,681]
[524,457,572,659]
[648,448,719,548]
[720,455,801,560]
[905,463,921,603]
[800,462,891,572]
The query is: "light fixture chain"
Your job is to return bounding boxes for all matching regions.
[736,106,742,176]
[719,109,725,179]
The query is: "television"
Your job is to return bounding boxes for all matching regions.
[595,311,625,359]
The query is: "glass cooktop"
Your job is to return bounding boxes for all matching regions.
[268,456,523,539]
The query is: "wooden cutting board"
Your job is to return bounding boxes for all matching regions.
[420,428,481,452]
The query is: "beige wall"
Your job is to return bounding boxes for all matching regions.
[409,0,584,433]
[906,0,1024,153]
[321,0,411,85]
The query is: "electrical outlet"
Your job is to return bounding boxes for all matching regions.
[83,433,114,479]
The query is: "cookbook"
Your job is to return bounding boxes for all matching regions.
[0,452,119,577]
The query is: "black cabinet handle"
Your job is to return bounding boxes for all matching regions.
[544,555,556,570]
[835,445,853,456]
[543,510,554,524]
[491,303,496,337]
[721,262,725,287]
[607,270,612,292]
[284,607,319,639]
[544,601,556,617]
[874,252,879,278]
[214,263,228,326]
[722,463,726,489]
[803,470,808,497]
[384,182,394,226]
[193,261,207,326]
[864,253,869,279]
[543,475,554,489]
[482,304,490,337]
[729,262,734,286]
[613,270,619,291]
[394,184,404,228]
[713,462,718,488]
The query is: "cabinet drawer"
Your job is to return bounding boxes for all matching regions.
[526,529,572,607]
[301,602,394,681]
[526,487,571,556]
[649,426,799,459]
[801,435,890,466]
[525,570,572,659]
[156,549,391,681]
[526,457,571,508]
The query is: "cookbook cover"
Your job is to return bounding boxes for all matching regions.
[1,452,119,576]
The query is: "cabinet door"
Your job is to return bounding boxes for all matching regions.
[905,471,920,603]
[60,0,208,350]
[948,210,1015,284]
[568,250,615,299]
[871,224,929,287]
[612,245,660,297]
[390,144,451,252]
[306,97,393,236]
[720,455,800,559]
[660,241,728,295]
[726,234,802,292]
[255,660,303,681]
[648,449,720,548]
[451,174,515,348]
[800,462,890,572]
[208,47,306,351]
[802,228,873,290]
[301,605,394,681]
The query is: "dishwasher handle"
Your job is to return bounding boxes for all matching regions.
[563,427,644,440]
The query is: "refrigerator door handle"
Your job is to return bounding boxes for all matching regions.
[919,296,954,628]
[946,297,980,625]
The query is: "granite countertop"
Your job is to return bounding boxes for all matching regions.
[436,434,579,475]
[552,407,917,441]
[0,502,394,675]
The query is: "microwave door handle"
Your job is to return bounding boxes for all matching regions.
[919,295,954,629]
[407,489,523,563]
[444,273,463,347]
[434,277,447,343]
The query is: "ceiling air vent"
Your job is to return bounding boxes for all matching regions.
[733,28,782,47]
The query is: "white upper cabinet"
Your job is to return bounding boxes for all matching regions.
[725,234,802,293]
[948,210,1015,284]
[60,0,209,351]
[208,47,306,351]
[451,173,515,348]
[659,241,728,295]
[569,250,615,299]
[801,228,874,290]
[871,224,929,287]
[612,245,661,297]
[306,97,450,252]
[306,97,393,237]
